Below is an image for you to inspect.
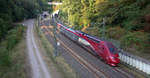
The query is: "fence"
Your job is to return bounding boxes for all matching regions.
[119,49,150,75]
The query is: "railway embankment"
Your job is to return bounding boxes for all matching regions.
[35,20,80,78]
[0,24,28,78]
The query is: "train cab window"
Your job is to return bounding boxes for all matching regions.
[106,42,118,54]
[109,48,115,53]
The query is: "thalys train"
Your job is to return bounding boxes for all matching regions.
[56,23,120,66]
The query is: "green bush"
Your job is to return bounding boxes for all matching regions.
[0,45,11,68]
[0,25,25,68]
[7,34,17,50]
[120,31,149,53]
[106,27,127,40]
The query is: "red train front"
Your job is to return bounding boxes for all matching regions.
[76,31,120,66]
[99,41,120,66]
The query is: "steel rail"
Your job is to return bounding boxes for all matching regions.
[43,28,110,78]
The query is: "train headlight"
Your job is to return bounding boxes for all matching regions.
[111,57,115,60]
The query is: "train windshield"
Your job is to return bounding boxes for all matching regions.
[106,42,118,54]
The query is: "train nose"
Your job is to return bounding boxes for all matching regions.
[110,55,120,64]
[114,53,119,57]
[111,63,117,66]
[110,57,120,66]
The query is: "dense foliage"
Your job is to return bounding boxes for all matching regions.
[59,0,150,31]
[0,0,49,40]
[53,0,150,53]
[0,25,26,77]
[0,25,25,67]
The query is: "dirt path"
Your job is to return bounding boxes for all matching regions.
[25,19,51,78]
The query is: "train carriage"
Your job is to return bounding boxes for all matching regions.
[56,23,120,66]
[57,23,79,41]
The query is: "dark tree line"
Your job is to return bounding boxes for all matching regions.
[0,0,49,40]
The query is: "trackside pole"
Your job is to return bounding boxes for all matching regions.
[102,17,106,39]
[51,16,58,57]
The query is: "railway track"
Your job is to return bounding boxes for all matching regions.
[43,28,109,78]
[57,30,134,78]
[39,18,139,78]
[61,35,134,78]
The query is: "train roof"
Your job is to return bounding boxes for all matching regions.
[58,23,118,48]
[76,30,101,43]
[58,24,105,43]
[68,27,76,33]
